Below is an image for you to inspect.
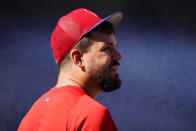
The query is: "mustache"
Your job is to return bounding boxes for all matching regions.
[110,61,120,67]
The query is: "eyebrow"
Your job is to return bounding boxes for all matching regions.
[105,42,117,47]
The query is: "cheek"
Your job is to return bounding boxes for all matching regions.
[94,52,111,66]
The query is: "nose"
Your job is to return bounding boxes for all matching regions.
[112,49,123,61]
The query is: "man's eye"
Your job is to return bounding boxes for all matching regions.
[104,46,111,50]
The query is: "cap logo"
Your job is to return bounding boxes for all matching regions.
[58,17,83,40]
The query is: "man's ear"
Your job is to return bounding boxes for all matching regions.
[70,49,85,69]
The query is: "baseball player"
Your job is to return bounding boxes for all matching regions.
[18,8,123,131]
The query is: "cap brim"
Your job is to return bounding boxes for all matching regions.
[84,12,123,35]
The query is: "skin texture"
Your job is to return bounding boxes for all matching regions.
[56,31,122,98]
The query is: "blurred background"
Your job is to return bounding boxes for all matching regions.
[1,0,196,130]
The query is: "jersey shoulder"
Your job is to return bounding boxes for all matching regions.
[68,95,117,131]
[74,95,107,116]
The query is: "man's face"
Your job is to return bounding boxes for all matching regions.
[84,31,122,92]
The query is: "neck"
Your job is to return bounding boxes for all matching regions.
[56,72,101,99]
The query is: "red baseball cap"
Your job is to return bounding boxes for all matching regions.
[51,8,123,64]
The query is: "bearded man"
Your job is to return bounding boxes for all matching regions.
[18,8,123,131]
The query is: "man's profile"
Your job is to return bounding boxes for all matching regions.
[18,8,123,131]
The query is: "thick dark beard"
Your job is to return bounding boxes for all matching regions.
[96,61,122,92]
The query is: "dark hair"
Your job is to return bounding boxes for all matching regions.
[59,21,114,67]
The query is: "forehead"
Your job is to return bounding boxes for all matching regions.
[89,32,117,47]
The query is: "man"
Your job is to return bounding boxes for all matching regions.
[18,8,123,131]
